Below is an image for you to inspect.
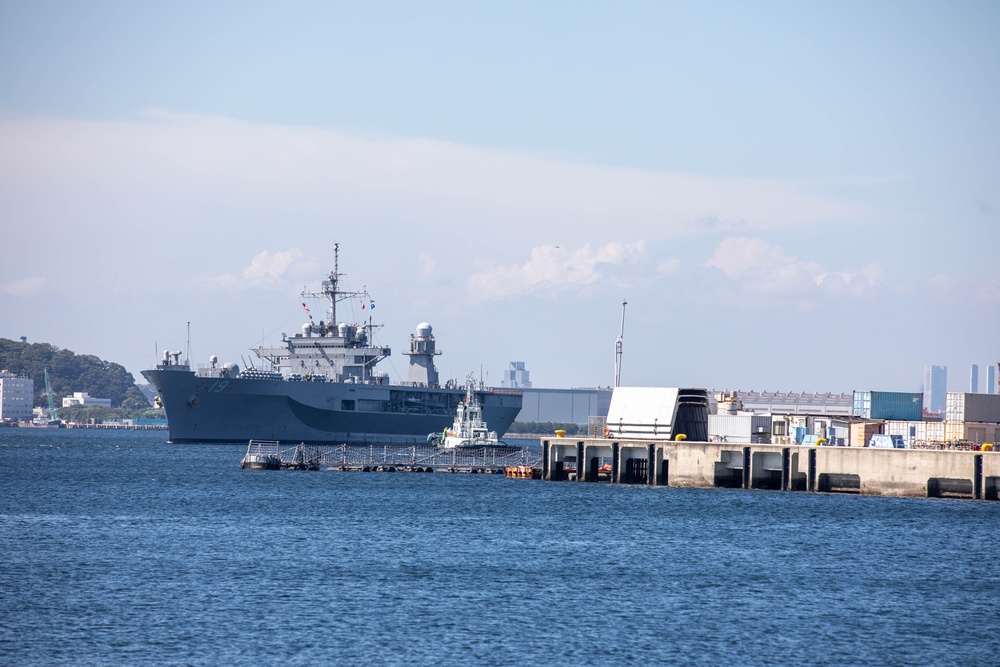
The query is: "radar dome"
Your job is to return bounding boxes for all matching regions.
[416,322,433,337]
[209,355,218,365]
[338,322,349,335]
[302,323,312,335]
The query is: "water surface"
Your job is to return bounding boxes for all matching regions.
[2,429,998,665]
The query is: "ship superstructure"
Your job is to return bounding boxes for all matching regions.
[143,245,522,445]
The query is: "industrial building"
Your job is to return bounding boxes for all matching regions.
[514,387,613,427]
[0,370,34,421]
[62,392,112,408]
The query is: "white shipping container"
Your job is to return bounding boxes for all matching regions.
[885,420,950,447]
[708,414,771,443]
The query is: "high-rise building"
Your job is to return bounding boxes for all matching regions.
[971,364,979,393]
[923,365,947,414]
[0,370,34,421]
[502,361,531,389]
[990,364,999,395]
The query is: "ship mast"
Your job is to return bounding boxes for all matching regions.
[301,243,369,333]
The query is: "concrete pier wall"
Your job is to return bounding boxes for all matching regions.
[541,438,1000,500]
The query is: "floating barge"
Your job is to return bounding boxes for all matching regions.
[240,439,541,475]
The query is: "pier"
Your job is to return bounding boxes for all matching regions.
[542,438,1000,500]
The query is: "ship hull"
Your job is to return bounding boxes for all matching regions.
[142,369,522,445]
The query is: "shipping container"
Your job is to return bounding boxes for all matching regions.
[885,420,946,447]
[708,414,771,443]
[944,421,1000,443]
[850,421,883,448]
[945,392,1000,423]
[852,390,924,421]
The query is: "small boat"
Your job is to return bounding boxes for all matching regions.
[241,440,282,470]
[428,374,507,449]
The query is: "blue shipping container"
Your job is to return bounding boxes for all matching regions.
[852,391,923,421]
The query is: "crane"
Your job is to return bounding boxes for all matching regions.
[44,368,59,422]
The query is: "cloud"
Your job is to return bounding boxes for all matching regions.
[467,242,646,301]
[705,236,883,300]
[417,252,436,279]
[656,259,681,276]
[244,249,304,282]
[212,248,315,290]
[0,111,868,255]
[1,276,46,297]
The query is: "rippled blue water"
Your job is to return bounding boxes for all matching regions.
[2,428,998,666]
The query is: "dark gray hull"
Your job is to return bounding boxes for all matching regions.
[142,368,522,445]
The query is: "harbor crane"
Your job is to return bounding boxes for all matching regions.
[44,368,59,421]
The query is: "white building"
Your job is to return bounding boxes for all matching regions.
[0,370,34,421]
[62,392,112,408]
[502,361,531,389]
[923,365,947,415]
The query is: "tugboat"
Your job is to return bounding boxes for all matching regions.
[429,374,508,449]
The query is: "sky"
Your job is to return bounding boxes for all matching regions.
[1,0,998,394]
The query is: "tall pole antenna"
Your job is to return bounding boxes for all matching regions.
[614,299,627,387]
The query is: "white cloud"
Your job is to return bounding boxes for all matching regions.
[417,252,436,280]
[212,248,315,290]
[1,276,46,297]
[468,242,646,301]
[656,259,681,276]
[705,236,883,300]
[0,111,867,254]
[244,249,304,282]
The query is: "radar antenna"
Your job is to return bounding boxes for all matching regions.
[614,299,627,387]
[300,243,372,334]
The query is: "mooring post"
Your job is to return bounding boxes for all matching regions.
[974,454,983,500]
[781,448,791,491]
[648,443,657,486]
[808,448,817,492]
[576,441,586,482]
[542,440,550,481]
[612,442,621,484]
[742,447,751,489]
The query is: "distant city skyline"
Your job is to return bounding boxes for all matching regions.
[1,2,998,393]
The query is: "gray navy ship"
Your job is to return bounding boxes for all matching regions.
[143,245,522,445]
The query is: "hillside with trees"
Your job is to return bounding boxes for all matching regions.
[0,338,149,414]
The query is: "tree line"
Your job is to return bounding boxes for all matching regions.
[506,421,585,436]
[0,338,151,415]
